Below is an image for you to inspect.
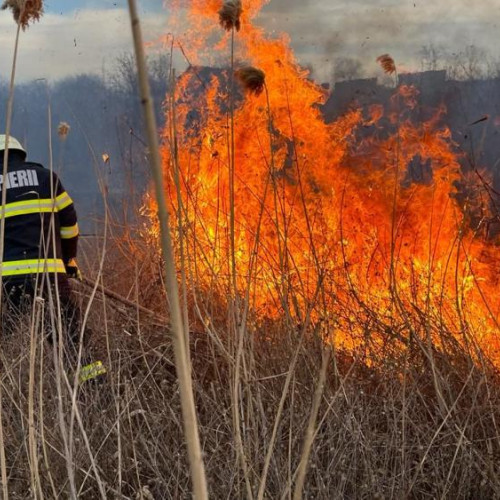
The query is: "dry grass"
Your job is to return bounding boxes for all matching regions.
[1,283,499,498]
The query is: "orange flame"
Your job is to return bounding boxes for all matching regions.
[148,0,500,365]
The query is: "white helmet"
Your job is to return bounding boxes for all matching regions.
[0,135,26,157]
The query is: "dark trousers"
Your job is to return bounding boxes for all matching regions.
[2,274,85,361]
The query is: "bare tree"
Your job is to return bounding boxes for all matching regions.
[447,45,488,80]
[418,44,444,72]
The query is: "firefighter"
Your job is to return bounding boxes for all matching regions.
[0,134,104,382]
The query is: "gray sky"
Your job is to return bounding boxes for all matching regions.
[0,0,498,83]
[260,0,500,81]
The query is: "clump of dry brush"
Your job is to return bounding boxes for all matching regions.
[236,66,266,95]
[1,0,43,29]
[219,0,242,32]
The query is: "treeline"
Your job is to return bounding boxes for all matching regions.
[0,53,171,233]
[331,44,500,83]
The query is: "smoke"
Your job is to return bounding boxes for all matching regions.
[256,0,500,83]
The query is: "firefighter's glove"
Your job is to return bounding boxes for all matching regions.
[66,258,82,281]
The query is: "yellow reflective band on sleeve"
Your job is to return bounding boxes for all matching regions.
[1,259,66,276]
[55,192,73,211]
[0,198,56,219]
[60,223,79,239]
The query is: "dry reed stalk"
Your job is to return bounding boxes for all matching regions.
[256,313,313,500]
[0,12,24,499]
[1,0,43,29]
[219,7,254,497]
[70,253,108,497]
[381,52,400,325]
[264,74,291,322]
[236,66,266,95]
[281,77,321,322]
[41,84,78,498]
[126,2,208,499]
[278,359,366,500]
[27,296,44,499]
[168,67,191,349]
[293,347,331,500]
[0,356,8,495]
[376,53,396,75]
[223,0,240,346]
[46,285,76,497]
[42,85,106,498]
[232,65,272,500]
[37,302,59,499]
[406,364,477,495]
[219,2,243,307]
[57,121,70,140]
[219,0,242,31]
[62,369,107,499]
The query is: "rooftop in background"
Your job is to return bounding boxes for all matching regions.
[324,69,500,121]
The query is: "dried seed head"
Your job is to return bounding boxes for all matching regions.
[1,0,44,30]
[236,66,265,96]
[57,122,70,141]
[219,0,242,32]
[376,54,396,75]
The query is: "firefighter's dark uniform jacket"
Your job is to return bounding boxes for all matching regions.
[0,155,78,281]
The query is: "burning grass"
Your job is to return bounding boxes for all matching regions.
[152,0,500,370]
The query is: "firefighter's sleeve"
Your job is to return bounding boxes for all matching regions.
[54,175,79,264]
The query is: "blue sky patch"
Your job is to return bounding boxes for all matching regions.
[44,0,164,15]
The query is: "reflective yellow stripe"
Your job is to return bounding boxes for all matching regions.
[0,193,73,219]
[60,223,79,239]
[56,192,73,211]
[0,198,56,219]
[1,259,66,276]
[79,361,107,383]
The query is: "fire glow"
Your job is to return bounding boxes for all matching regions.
[147,0,500,364]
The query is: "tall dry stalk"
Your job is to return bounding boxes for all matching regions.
[220,5,256,498]
[38,81,79,498]
[0,1,44,495]
[235,65,270,499]
[126,1,208,499]
[293,347,331,499]
[376,53,399,293]
[219,0,242,304]
[27,296,44,499]
[168,67,191,348]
